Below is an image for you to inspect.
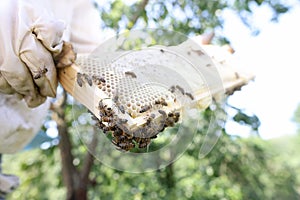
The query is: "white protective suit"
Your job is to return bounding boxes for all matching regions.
[0,0,102,195]
[0,0,103,154]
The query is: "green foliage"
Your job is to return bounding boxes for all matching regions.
[293,103,300,129]
[4,129,300,199]
[266,134,300,199]
[3,103,300,199]
[98,0,291,39]
[3,148,65,200]
[233,111,260,132]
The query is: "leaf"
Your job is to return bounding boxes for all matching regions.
[233,111,261,131]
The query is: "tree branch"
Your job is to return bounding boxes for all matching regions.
[52,91,80,200]
[80,127,98,185]
[52,91,99,199]
[127,0,149,29]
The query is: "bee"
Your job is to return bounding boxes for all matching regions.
[118,124,130,134]
[117,118,128,124]
[99,105,108,115]
[175,85,185,94]
[99,110,106,117]
[160,98,168,106]
[146,125,158,137]
[191,49,204,56]
[138,138,151,148]
[113,94,119,102]
[174,117,180,123]
[158,109,167,117]
[98,100,105,109]
[83,73,93,86]
[112,134,135,151]
[165,117,175,127]
[158,125,165,132]
[111,138,118,146]
[113,92,125,114]
[98,100,108,117]
[150,135,157,139]
[33,66,48,79]
[113,128,123,136]
[117,135,127,142]
[105,107,114,117]
[117,142,127,149]
[112,91,119,104]
[100,77,106,83]
[96,120,105,128]
[185,92,194,100]
[76,73,84,87]
[169,85,176,93]
[234,72,240,79]
[92,75,106,84]
[118,141,135,151]
[133,129,143,138]
[91,114,98,121]
[118,105,125,114]
[102,126,110,133]
[174,112,180,118]
[125,71,137,78]
[139,105,151,113]
[150,113,155,119]
[173,112,180,123]
[102,116,112,123]
[146,117,153,126]
[92,75,99,83]
[168,112,174,117]
[155,98,167,106]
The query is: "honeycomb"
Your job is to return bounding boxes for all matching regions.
[76,54,177,118]
[74,49,198,151]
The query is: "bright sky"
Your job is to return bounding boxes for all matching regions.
[222,2,300,139]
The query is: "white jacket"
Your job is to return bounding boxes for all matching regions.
[0,0,102,154]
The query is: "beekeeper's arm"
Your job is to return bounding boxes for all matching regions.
[0,0,103,196]
[0,0,102,154]
[0,0,66,107]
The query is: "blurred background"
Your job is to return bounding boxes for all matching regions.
[3,0,300,199]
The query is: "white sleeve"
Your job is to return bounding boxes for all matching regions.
[0,0,103,154]
[0,94,50,154]
[70,0,104,53]
[50,0,104,54]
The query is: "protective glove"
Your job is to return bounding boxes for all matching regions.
[0,0,65,107]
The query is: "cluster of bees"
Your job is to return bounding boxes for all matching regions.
[169,85,194,100]
[76,72,183,151]
[76,72,106,87]
[93,96,180,151]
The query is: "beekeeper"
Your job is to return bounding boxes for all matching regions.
[0,0,103,196]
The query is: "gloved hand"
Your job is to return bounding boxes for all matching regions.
[0,0,93,154]
[0,0,66,107]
